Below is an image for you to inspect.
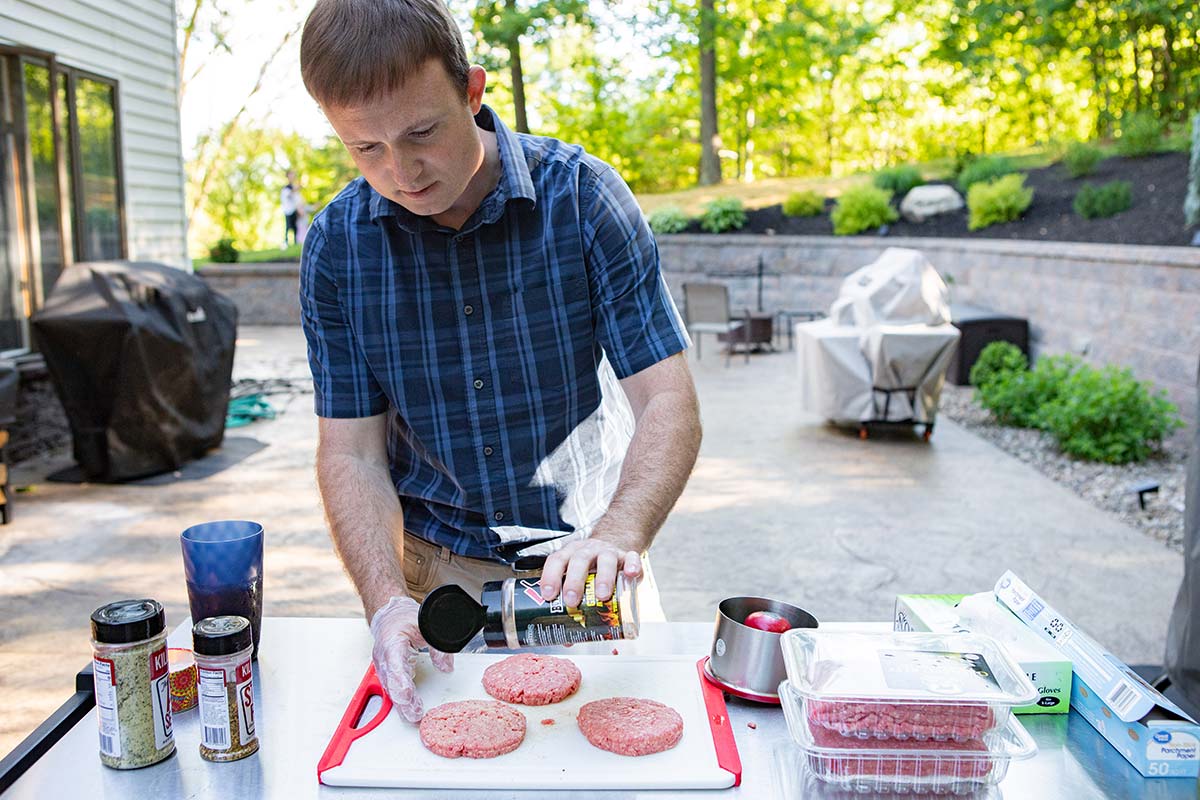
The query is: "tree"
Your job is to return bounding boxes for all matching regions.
[698,0,721,185]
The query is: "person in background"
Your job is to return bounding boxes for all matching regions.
[281,169,301,248]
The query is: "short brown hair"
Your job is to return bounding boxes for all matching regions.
[300,0,470,108]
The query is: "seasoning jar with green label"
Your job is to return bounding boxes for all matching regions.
[193,615,259,762]
[90,599,176,769]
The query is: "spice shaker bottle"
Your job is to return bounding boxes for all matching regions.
[193,615,259,762]
[90,599,176,769]
[418,571,641,653]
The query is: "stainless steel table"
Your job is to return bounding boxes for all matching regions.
[5,618,1199,799]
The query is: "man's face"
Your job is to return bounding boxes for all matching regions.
[323,60,486,219]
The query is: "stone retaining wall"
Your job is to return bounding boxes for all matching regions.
[658,235,1200,428]
[199,235,1200,427]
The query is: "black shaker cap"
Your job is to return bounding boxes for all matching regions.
[193,615,253,656]
[418,584,487,653]
[91,599,166,644]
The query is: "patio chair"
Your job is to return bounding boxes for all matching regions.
[682,282,751,366]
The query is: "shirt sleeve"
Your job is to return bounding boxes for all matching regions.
[581,164,691,379]
[299,221,388,418]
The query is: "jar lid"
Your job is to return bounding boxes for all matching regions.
[193,615,252,656]
[418,584,487,653]
[91,599,166,644]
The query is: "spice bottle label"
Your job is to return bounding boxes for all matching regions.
[235,659,256,744]
[149,645,173,750]
[198,667,232,751]
[514,575,624,647]
[93,657,122,758]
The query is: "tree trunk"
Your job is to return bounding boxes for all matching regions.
[504,0,528,133]
[698,0,721,185]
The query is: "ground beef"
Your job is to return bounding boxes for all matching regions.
[418,700,526,759]
[807,700,995,742]
[810,724,993,782]
[577,697,684,756]
[482,654,582,706]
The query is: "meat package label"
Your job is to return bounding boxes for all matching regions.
[878,650,1002,695]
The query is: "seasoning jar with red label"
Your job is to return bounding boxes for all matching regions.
[193,615,259,762]
[90,599,176,769]
[418,572,641,653]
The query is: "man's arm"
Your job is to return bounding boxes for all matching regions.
[538,352,701,605]
[315,413,408,619]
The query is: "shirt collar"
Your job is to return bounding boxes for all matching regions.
[368,105,536,229]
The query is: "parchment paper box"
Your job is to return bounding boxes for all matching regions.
[996,571,1200,778]
[894,593,1071,715]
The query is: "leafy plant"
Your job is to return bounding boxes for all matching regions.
[830,185,898,235]
[973,346,1080,428]
[1116,111,1164,157]
[969,342,1027,390]
[699,197,747,233]
[1037,365,1183,463]
[1073,180,1132,219]
[648,206,690,234]
[1063,141,1103,178]
[208,237,239,263]
[873,165,924,197]
[782,190,825,217]
[967,174,1034,230]
[956,155,1016,192]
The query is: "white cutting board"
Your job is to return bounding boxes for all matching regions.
[318,652,740,790]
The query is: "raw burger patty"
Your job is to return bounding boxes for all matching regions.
[577,697,684,756]
[482,654,582,705]
[419,700,526,759]
[808,700,994,742]
[811,724,993,779]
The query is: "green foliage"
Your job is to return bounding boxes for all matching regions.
[1037,366,1183,463]
[973,345,1080,428]
[956,156,1017,192]
[782,190,825,217]
[1063,142,1103,178]
[1073,180,1132,219]
[830,185,897,235]
[967,174,1034,230]
[699,197,747,233]
[873,165,924,197]
[208,237,239,263]
[648,206,690,234]
[969,342,1027,391]
[1116,111,1165,157]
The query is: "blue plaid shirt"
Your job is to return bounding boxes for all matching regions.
[300,106,689,561]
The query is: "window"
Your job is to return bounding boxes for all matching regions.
[0,46,125,353]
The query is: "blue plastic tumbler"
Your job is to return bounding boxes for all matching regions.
[180,520,264,658]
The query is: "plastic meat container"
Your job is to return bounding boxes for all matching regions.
[780,630,1038,742]
[781,680,1037,794]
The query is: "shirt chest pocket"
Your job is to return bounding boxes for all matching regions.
[491,273,591,323]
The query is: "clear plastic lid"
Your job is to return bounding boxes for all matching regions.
[780,629,1038,706]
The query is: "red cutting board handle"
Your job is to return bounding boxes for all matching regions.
[696,657,743,786]
[317,664,393,783]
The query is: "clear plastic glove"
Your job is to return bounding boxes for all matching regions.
[369,596,454,723]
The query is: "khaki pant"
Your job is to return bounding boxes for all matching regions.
[401,531,666,622]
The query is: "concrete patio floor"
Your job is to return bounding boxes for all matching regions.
[0,325,1184,756]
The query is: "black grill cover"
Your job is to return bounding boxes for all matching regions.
[31,261,238,481]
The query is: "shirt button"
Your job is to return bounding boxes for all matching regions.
[483,446,493,456]
[473,379,484,390]
[494,511,505,521]
[464,304,474,316]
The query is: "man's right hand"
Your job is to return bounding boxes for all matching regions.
[369,596,454,723]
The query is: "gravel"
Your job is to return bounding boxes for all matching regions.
[939,384,1187,551]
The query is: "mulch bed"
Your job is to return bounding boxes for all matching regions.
[682,151,1199,247]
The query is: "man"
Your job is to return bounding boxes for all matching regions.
[281,170,301,247]
[298,0,701,723]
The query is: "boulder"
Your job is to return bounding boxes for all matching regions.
[900,184,964,223]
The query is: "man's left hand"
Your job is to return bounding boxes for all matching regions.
[537,536,642,605]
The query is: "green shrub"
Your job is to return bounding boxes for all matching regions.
[1037,365,1183,463]
[208,237,239,263]
[699,197,747,233]
[830,185,898,235]
[1063,141,1103,178]
[974,347,1080,428]
[1116,111,1164,157]
[956,155,1016,192]
[1073,180,1132,219]
[967,173,1034,230]
[969,342,1027,390]
[782,190,825,217]
[873,165,924,198]
[648,206,690,234]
